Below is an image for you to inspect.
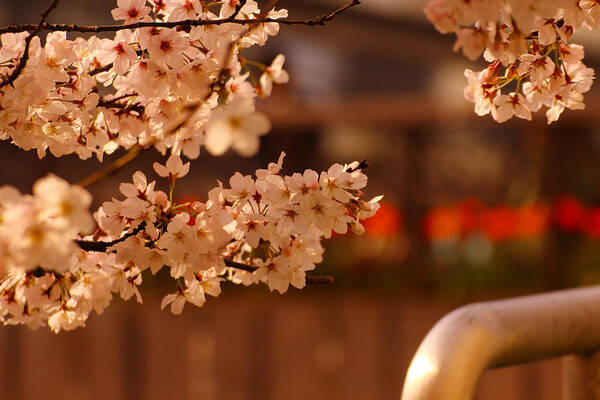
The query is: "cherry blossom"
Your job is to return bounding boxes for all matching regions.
[111,0,151,23]
[153,153,190,180]
[0,153,379,332]
[0,0,289,160]
[167,0,202,22]
[259,54,290,97]
[425,0,598,123]
[492,93,532,122]
[0,0,374,334]
[204,97,271,157]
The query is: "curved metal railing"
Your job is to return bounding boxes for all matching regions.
[401,285,600,400]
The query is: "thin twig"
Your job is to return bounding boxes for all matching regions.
[0,0,360,35]
[76,222,146,252]
[262,0,282,15]
[229,0,248,20]
[0,0,61,89]
[76,144,142,187]
[305,275,335,284]
[224,258,258,272]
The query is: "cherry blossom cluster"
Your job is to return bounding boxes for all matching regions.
[425,0,597,123]
[0,0,289,160]
[0,175,100,332]
[0,154,380,332]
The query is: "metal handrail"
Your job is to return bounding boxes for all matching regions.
[401,285,600,400]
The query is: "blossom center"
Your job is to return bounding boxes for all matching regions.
[127,8,139,18]
[160,40,172,52]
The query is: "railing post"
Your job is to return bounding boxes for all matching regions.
[563,353,600,400]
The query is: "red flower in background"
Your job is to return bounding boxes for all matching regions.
[480,207,517,242]
[363,201,402,237]
[553,195,586,232]
[584,207,600,238]
[424,201,550,243]
[514,204,550,238]
[457,198,484,235]
[423,207,462,240]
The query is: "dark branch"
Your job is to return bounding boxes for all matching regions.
[0,0,360,35]
[76,144,142,187]
[76,221,146,252]
[98,98,145,116]
[0,0,61,89]
[228,0,248,21]
[305,275,334,284]
[224,258,258,272]
[89,63,113,76]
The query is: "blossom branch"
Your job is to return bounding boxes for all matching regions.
[224,258,257,272]
[0,0,360,35]
[223,259,333,284]
[0,153,378,331]
[155,6,258,140]
[75,10,249,189]
[98,97,145,116]
[75,241,333,284]
[2,0,356,178]
[0,0,61,89]
[0,0,379,332]
[89,63,113,76]
[76,222,147,252]
[229,0,248,20]
[425,0,596,124]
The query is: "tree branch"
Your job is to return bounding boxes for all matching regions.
[89,63,113,76]
[76,223,145,252]
[0,0,360,35]
[98,98,145,116]
[0,0,61,89]
[304,275,335,284]
[76,144,142,187]
[224,258,258,272]
[76,222,146,252]
[229,0,248,21]
[76,236,333,284]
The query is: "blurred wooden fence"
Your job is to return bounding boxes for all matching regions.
[0,292,562,400]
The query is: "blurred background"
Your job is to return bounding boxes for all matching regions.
[3,0,600,398]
